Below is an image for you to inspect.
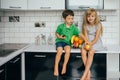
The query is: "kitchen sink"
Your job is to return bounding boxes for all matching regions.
[0,43,29,57]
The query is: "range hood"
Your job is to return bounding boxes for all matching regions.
[66,0,104,10]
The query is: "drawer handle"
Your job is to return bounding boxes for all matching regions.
[40,7,51,9]
[9,6,21,8]
[76,56,81,58]
[10,58,20,63]
[34,55,46,58]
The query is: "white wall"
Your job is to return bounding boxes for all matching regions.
[0,10,119,45]
[0,11,4,44]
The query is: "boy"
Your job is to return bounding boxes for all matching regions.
[54,9,87,76]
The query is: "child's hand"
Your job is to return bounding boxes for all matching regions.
[84,42,91,50]
[59,35,66,39]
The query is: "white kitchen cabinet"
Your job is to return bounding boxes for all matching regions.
[28,0,65,10]
[104,0,119,9]
[1,0,27,9]
[66,0,104,10]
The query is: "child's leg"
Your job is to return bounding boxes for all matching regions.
[81,48,87,66]
[61,46,71,74]
[54,47,63,76]
[80,49,95,80]
[86,71,91,80]
[81,48,90,80]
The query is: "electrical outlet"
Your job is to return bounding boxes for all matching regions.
[41,22,46,27]
[35,22,46,27]
[99,15,106,22]
[35,22,40,27]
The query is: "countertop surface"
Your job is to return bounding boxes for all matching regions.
[0,43,30,66]
[0,44,120,66]
[25,44,120,53]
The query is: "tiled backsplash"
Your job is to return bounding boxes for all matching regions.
[0,10,119,45]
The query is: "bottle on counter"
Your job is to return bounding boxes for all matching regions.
[47,34,53,45]
[41,34,46,45]
[35,35,40,45]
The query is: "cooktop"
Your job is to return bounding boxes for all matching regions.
[0,43,28,57]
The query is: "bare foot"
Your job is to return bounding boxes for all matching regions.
[54,67,59,76]
[80,77,85,80]
[80,73,87,80]
[61,66,66,75]
[86,71,91,80]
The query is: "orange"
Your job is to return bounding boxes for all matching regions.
[78,39,83,44]
[73,42,79,48]
[74,36,79,42]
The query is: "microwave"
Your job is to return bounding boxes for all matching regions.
[65,0,104,10]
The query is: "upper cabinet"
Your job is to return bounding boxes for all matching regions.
[28,0,65,10]
[66,0,104,10]
[104,0,119,9]
[1,0,27,9]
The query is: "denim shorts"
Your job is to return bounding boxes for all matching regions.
[56,42,70,49]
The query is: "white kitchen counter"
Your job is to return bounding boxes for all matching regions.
[24,44,120,53]
[0,44,120,67]
[0,44,30,66]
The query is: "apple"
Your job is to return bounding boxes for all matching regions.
[85,44,90,50]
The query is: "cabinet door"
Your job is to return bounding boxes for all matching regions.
[66,0,103,9]
[6,54,21,80]
[119,54,120,72]
[59,53,106,80]
[1,0,27,9]
[28,0,65,10]
[25,52,56,80]
[104,0,119,9]
[59,53,84,79]
[0,65,5,80]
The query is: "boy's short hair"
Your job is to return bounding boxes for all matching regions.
[62,9,74,19]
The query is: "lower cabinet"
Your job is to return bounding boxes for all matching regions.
[0,65,5,80]
[0,54,21,80]
[59,53,106,80]
[5,54,21,80]
[25,52,106,80]
[25,52,56,80]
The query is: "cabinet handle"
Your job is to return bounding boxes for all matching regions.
[76,56,81,58]
[0,69,4,74]
[10,58,20,63]
[9,6,21,9]
[78,6,90,9]
[34,55,46,58]
[40,7,51,9]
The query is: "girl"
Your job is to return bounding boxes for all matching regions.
[80,8,105,80]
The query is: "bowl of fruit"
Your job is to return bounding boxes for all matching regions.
[71,35,83,48]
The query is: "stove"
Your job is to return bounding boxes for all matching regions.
[0,49,17,57]
[0,43,28,57]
